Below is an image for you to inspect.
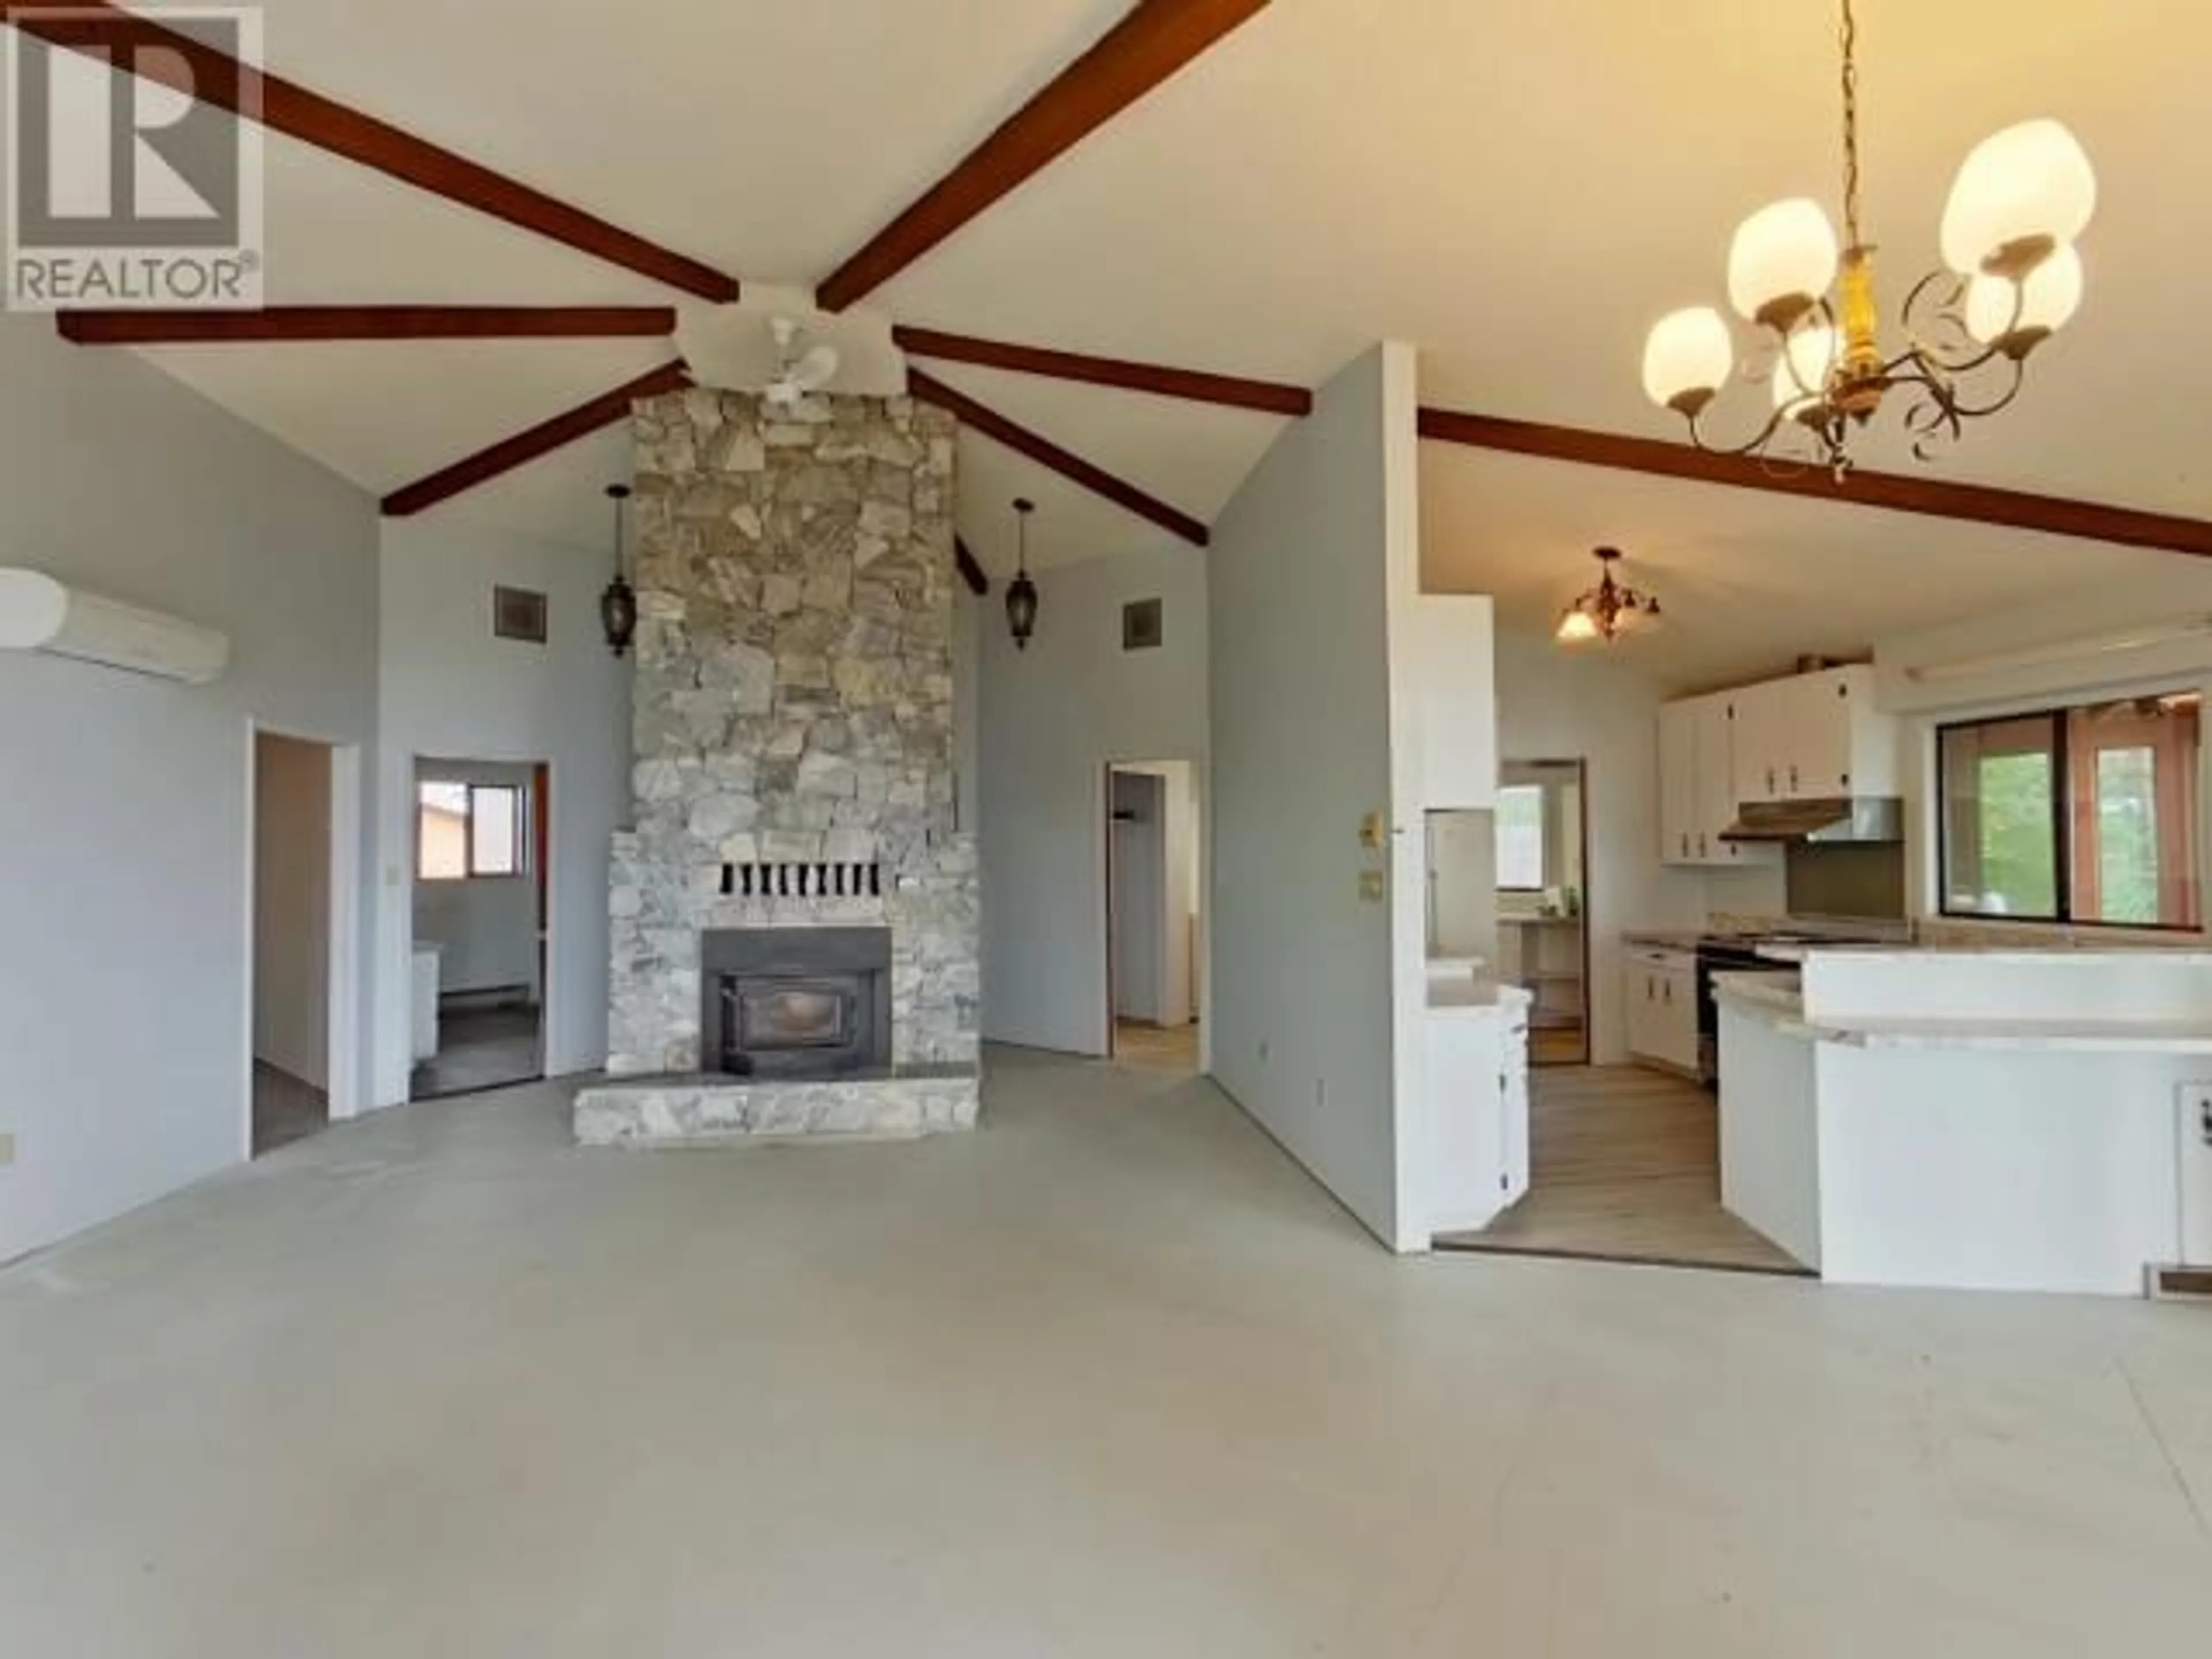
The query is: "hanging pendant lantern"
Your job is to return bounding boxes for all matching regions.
[599,483,637,658]
[1005,496,1039,651]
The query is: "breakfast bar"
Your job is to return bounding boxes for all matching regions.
[1715,948,2212,1295]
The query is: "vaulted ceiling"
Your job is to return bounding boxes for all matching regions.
[23,0,2212,682]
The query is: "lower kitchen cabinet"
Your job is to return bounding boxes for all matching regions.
[1625,948,1700,1077]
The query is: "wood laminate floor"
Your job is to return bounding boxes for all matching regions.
[1112,1020,1200,1076]
[1435,1066,1811,1276]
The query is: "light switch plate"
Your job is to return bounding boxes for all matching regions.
[0,1131,15,1166]
[1358,871,1387,902]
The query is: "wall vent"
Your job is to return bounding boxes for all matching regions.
[719,862,884,899]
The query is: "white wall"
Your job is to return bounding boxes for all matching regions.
[253,733,332,1088]
[1210,344,1411,1249]
[978,538,1208,1056]
[0,323,378,1264]
[412,758,540,999]
[376,518,631,1102]
[953,589,980,835]
[1488,630,1736,1062]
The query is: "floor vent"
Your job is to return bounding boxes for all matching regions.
[720,862,884,899]
[2147,1264,2212,1302]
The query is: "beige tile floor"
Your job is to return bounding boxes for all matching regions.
[2,1047,2207,1656]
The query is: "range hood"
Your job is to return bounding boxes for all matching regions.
[1721,797,1904,845]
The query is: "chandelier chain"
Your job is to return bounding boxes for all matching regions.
[1839,0,1863,249]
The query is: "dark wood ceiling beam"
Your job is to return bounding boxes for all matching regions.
[955,536,991,597]
[816,0,1272,310]
[894,324,1310,416]
[58,305,679,345]
[1416,407,2212,560]
[3,3,738,301]
[911,368,1208,547]
[382,361,688,518]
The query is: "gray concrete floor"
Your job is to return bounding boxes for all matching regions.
[3,1047,2209,1656]
[409,1003,541,1100]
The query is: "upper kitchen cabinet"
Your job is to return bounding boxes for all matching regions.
[1402,596,1498,809]
[1658,692,1779,868]
[1726,666,1898,806]
[1660,666,1899,866]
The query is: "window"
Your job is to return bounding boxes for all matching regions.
[1495,783,1547,891]
[1938,694,2200,929]
[418,781,526,881]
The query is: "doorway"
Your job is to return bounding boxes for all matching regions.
[409,759,547,1100]
[1495,759,1590,1067]
[1105,759,1202,1076]
[248,729,358,1157]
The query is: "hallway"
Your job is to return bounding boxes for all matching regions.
[3,1050,2207,1656]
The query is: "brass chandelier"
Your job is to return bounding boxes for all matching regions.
[1639,0,2096,478]
[1555,547,1661,646]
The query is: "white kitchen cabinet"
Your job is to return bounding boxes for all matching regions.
[1658,694,1779,867]
[1424,990,1533,1234]
[1625,948,1700,1077]
[1658,700,1700,865]
[1726,666,1897,805]
[1403,594,1498,809]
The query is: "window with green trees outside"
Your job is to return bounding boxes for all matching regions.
[1938,694,2200,930]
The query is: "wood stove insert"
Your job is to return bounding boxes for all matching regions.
[699,927,892,1080]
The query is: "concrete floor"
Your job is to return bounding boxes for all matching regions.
[2,1048,2208,1656]
[410,1003,541,1100]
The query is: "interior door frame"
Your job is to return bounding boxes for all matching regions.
[1099,755,1209,1067]
[1502,755,1593,1069]
[242,719,365,1159]
[405,753,558,1095]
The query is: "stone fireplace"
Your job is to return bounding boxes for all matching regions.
[573,388,980,1146]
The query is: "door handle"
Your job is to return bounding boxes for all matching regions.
[1698,833,1708,858]
[1789,764,1800,792]
[1766,767,1777,795]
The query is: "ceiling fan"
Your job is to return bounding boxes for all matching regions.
[763,316,839,409]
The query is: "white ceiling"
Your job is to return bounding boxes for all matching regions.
[1421,446,2212,692]
[54,0,2212,631]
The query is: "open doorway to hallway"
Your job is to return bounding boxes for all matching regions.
[1105,760,1202,1077]
[1495,759,1592,1067]
[249,730,353,1157]
[410,759,547,1100]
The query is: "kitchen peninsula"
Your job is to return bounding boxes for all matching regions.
[1717,947,2212,1295]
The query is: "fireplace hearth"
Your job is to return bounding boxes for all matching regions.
[700,927,892,1080]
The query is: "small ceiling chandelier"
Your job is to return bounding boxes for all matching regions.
[1640,0,2096,478]
[1005,497,1039,650]
[1556,547,1661,646]
[599,483,637,658]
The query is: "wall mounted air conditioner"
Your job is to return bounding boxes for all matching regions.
[0,567,229,684]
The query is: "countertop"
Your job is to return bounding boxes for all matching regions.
[1713,971,2212,1053]
[1621,930,1706,952]
[1426,976,1536,1016]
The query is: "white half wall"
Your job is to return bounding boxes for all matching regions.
[1209,344,1414,1249]
[253,732,332,1089]
[375,518,631,1104]
[978,539,1208,1056]
[0,323,378,1264]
